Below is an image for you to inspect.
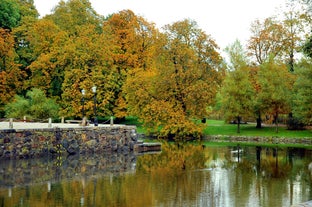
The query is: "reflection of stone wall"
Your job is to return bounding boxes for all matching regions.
[0,126,137,159]
[0,153,137,188]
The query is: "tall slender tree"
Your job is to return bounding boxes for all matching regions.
[221,40,255,133]
[282,1,310,71]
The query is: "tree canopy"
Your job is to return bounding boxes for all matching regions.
[1,0,312,139]
[125,19,224,140]
[0,0,21,30]
[221,40,255,133]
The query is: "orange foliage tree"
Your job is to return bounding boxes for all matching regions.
[0,28,25,112]
[103,10,158,119]
[26,19,68,97]
[125,19,224,140]
[247,17,287,65]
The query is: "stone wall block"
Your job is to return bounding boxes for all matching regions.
[4,137,10,144]
[67,139,79,155]
[0,126,137,159]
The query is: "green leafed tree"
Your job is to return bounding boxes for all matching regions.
[47,0,103,35]
[257,57,295,132]
[292,59,312,125]
[221,40,255,133]
[5,88,59,120]
[0,0,21,30]
[12,0,39,85]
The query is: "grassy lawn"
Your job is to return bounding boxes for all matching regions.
[115,116,147,134]
[204,119,312,138]
[118,117,312,138]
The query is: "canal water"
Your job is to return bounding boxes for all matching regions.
[0,144,311,207]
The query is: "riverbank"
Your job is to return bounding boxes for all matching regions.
[203,134,312,148]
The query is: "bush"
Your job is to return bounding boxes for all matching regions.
[5,88,59,120]
[4,95,30,119]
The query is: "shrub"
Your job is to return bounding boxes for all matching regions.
[5,88,59,120]
[287,116,305,130]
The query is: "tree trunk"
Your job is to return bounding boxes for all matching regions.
[274,113,279,133]
[237,116,241,133]
[256,111,262,128]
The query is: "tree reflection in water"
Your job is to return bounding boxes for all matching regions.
[136,142,207,175]
[0,143,312,207]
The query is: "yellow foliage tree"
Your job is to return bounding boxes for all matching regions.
[125,19,224,140]
[0,28,25,111]
[104,10,158,119]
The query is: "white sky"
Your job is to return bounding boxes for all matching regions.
[34,0,287,51]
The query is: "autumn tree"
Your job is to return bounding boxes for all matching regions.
[247,17,287,65]
[23,0,109,119]
[281,1,310,71]
[103,10,158,119]
[257,57,295,132]
[24,19,66,97]
[246,13,306,127]
[0,28,25,116]
[60,24,111,119]
[125,19,224,140]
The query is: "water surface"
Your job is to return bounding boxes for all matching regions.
[0,145,311,207]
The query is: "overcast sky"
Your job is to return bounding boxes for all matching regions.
[34,0,287,51]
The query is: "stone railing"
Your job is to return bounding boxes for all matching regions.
[0,126,138,159]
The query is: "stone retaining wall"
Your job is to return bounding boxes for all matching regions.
[0,126,138,159]
[204,135,312,145]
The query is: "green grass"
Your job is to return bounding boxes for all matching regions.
[204,120,312,138]
[116,116,146,133]
[117,117,312,138]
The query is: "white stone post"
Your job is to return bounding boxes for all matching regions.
[81,117,87,126]
[48,118,52,128]
[9,118,13,129]
[110,116,114,126]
